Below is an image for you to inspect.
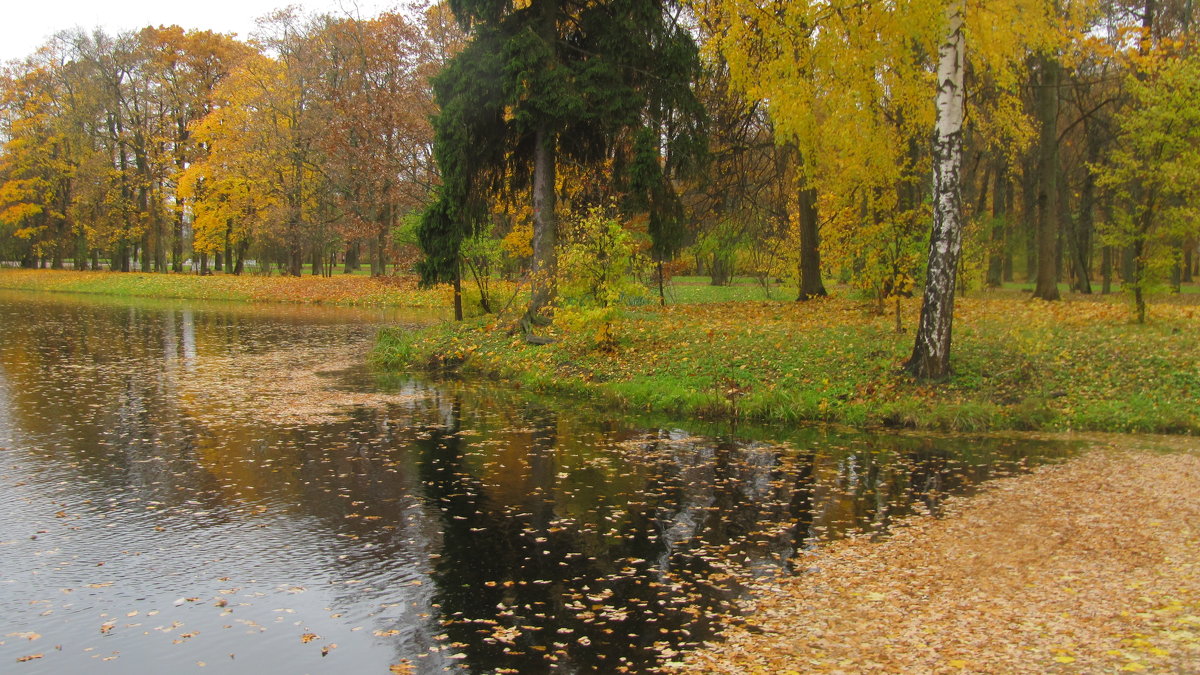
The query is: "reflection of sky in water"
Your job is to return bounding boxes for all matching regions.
[0,361,13,446]
[0,291,1079,673]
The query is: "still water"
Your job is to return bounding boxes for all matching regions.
[0,290,1077,673]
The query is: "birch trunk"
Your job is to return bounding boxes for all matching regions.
[907,0,965,380]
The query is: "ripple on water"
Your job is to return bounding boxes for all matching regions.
[0,293,1080,673]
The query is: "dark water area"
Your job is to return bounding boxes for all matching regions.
[0,290,1080,673]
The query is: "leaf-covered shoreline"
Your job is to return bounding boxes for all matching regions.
[667,444,1200,673]
[0,269,449,307]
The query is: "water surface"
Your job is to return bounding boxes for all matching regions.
[0,291,1078,673]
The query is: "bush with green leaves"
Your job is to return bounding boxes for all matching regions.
[556,209,649,350]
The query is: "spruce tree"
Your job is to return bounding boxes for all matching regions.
[417,0,705,323]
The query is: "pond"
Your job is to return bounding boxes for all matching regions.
[0,290,1080,673]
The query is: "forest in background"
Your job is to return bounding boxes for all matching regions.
[1,1,1198,331]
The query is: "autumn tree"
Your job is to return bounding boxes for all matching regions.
[308,10,452,277]
[0,52,80,268]
[1095,45,1200,322]
[698,0,944,301]
[420,0,705,325]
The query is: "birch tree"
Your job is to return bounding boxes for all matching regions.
[906,1,966,379]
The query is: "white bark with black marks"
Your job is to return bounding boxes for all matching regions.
[908,0,965,380]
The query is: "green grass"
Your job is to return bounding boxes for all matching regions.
[375,294,1200,434]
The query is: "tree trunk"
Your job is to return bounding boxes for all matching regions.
[288,243,303,277]
[311,247,323,276]
[908,0,965,380]
[1032,55,1061,300]
[985,161,1007,287]
[234,240,247,275]
[1132,187,1156,322]
[525,0,560,323]
[74,236,88,271]
[116,242,131,272]
[454,260,464,322]
[797,184,827,300]
[1071,137,1098,294]
[154,209,166,273]
[657,260,666,306]
[528,125,558,320]
[344,241,359,274]
[1021,166,1037,282]
[172,202,185,273]
[1170,248,1182,292]
[224,222,233,273]
[1101,246,1112,294]
[710,256,732,286]
[376,220,389,276]
[1133,238,1146,323]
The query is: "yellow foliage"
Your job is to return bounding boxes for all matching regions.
[502,220,533,259]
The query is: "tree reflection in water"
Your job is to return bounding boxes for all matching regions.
[0,292,1077,673]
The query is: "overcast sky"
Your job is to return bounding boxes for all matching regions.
[2,0,400,63]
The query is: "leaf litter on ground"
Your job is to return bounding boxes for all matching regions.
[669,443,1200,673]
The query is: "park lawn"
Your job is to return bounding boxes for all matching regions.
[0,268,450,307]
[376,294,1200,434]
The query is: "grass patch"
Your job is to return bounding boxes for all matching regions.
[377,294,1200,434]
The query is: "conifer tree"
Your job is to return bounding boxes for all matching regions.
[418,0,705,324]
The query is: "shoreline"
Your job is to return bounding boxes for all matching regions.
[0,268,449,308]
[374,296,1200,435]
[668,444,1200,673]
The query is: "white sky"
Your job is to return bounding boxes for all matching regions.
[2,0,402,63]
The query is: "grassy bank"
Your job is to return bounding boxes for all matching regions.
[0,269,449,307]
[375,295,1200,434]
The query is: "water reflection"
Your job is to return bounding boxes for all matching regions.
[0,291,1077,673]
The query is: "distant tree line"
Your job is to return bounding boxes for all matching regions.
[0,7,462,275]
[3,0,1199,369]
